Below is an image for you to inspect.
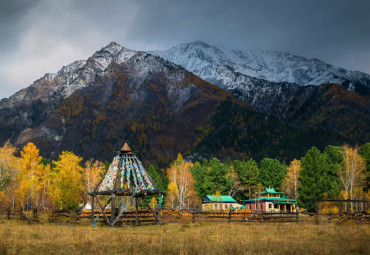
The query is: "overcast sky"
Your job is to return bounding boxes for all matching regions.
[1,0,370,99]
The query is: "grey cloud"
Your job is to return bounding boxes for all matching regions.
[1,0,369,99]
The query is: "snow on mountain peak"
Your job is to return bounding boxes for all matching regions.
[150,41,370,88]
[101,42,123,56]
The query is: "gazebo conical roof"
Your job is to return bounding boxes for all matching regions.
[120,143,132,153]
[94,143,158,193]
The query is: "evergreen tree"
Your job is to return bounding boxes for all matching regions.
[146,164,165,190]
[204,158,233,196]
[191,158,233,199]
[190,162,208,199]
[298,147,339,212]
[232,159,259,199]
[258,158,286,191]
[359,143,370,191]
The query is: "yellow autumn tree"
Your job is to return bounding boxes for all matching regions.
[166,153,197,209]
[82,160,105,204]
[339,145,366,205]
[166,181,178,209]
[49,151,84,209]
[16,143,48,211]
[0,142,21,211]
[150,197,158,209]
[282,159,301,198]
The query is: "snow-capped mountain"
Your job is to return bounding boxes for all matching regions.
[150,41,370,90]
[0,42,368,163]
[0,42,238,161]
[0,42,136,110]
[150,41,370,123]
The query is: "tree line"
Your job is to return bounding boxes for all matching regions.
[0,142,369,213]
[0,142,104,212]
[163,144,370,212]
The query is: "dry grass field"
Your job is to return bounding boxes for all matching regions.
[0,220,369,255]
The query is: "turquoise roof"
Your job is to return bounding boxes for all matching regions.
[242,197,297,204]
[204,195,236,202]
[258,188,283,194]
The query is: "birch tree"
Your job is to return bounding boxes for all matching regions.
[282,159,301,198]
[83,160,105,203]
[166,154,197,209]
[339,145,366,210]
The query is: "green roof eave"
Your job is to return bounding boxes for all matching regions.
[205,195,236,202]
[274,201,297,204]
[258,188,283,194]
[241,197,297,202]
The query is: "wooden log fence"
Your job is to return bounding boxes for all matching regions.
[14,206,369,225]
[47,209,300,225]
[191,210,299,223]
[315,199,370,224]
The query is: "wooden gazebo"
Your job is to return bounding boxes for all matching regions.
[88,143,165,226]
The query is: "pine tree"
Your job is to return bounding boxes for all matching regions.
[146,164,165,190]
[298,147,339,212]
[259,158,286,191]
[359,143,370,191]
[232,159,259,199]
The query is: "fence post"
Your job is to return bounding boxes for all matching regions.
[328,210,331,224]
[315,200,319,225]
[75,211,80,225]
[260,211,263,223]
[296,206,299,223]
[192,211,195,223]
[228,209,231,224]
[157,205,161,225]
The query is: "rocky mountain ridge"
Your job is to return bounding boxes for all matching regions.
[0,42,367,164]
[150,41,370,90]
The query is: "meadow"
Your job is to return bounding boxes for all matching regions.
[0,220,369,255]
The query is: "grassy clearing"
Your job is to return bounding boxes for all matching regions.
[0,220,369,255]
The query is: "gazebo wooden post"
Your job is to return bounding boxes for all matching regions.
[110,193,115,225]
[91,195,95,224]
[135,196,139,225]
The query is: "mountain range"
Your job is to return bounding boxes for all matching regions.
[0,41,368,165]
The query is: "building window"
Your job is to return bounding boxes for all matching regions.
[269,204,272,209]
[260,204,263,210]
